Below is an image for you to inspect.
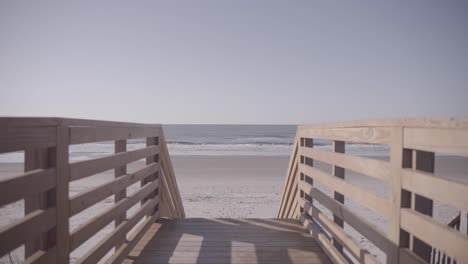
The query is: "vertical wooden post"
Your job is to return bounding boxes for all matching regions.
[143,136,159,216]
[24,147,54,258]
[412,150,434,262]
[399,148,413,251]
[299,137,305,215]
[388,127,404,264]
[115,139,127,248]
[55,125,70,263]
[332,141,345,253]
[461,211,468,235]
[301,138,314,216]
[155,136,161,218]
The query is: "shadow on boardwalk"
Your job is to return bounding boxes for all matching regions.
[124,218,331,264]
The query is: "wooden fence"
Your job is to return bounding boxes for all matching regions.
[278,118,468,264]
[0,118,184,264]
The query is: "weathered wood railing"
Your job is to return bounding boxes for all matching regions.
[0,118,184,263]
[278,118,468,264]
[431,212,467,264]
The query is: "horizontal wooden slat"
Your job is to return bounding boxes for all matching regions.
[299,214,347,264]
[0,117,161,128]
[404,127,468,156]
[297,118,468,129]
[400,208,468,263]
[0,208,56,257]
[299,198,378,264]
[306,187,394,252]
[300,147,390,181]
[298,126,392,144]
[25,246,56,264]
[0,126,56,153]
[70,181,159,251]
[401,169,468,212]
[106,211,160,264]
[299,164,391,217]
[0,117,62,127]
[70,146,159,181]
[70,163,158,216]
[63,118,161,128]
[70,126,160,144]
[77,198,158,264]
[0,168,56,207]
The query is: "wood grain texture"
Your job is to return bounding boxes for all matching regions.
[0,168,56,207]
[403,128,468,156]
[278,135,299,218]
[0,117,161,128]
[69,145,158,181]
[400,209,468,263]
[114,139,127,249]
[159,129,185,217]
[401,168,468,212]
[299,146,390,181]
[297,117,468,129]
[306,187,394,253]
[124,218,331,264]
[23,147,54,258]
[106,211,160,264]
[0,126,56,153]
[77,198,158,264]
[299,214,346,264]
[69,163,158,216]
[159,170,177,217]
[298,127,392,144]
[70,181,158,251]
[55,125,70,263]
[387,127,404,264]
[331,141,345,253]
[0,208,56,257]
[299,165,391,217]
[0,118,175,264]
[70,126,160,145]
[299,199,378,264]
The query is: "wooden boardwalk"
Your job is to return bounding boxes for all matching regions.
[123,218,331,264]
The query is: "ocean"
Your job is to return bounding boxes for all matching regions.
[0,124,390,162]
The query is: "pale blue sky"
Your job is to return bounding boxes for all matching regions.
[0,1,467,124]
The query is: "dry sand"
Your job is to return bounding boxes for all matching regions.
[0,155,466,263]
[172,156,289,218]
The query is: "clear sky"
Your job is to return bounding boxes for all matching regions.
[0,1,467,124]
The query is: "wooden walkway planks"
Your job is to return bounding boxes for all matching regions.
[123,218,331,264]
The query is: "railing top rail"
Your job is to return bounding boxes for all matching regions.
[298,117,468,129]
[0,117,162,128]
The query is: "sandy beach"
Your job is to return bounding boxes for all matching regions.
[172,156,289,218]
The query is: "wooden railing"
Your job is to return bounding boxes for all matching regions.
[431,212,467,264]
[0,118,184,264]
[278,118,468,264]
